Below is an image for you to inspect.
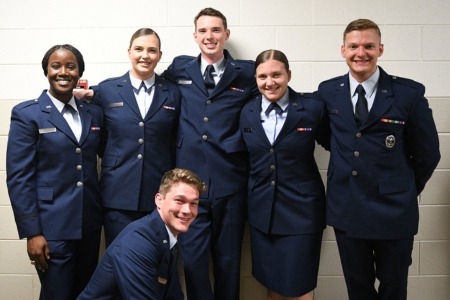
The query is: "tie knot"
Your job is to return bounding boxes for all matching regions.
[206,64,215,74]
[62,104,77,115]
[265,102,283,116]
[134,81,151,95]
[356,84,366,95]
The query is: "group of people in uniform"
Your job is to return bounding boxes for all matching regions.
[6,6,440,300]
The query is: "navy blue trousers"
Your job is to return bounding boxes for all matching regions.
[178,189,247,300]
[334,228,414,300]
[37,228,101,300]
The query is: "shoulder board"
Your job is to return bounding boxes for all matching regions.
[174,55,196,61]
[299,92,321,101]
[233,59,255,65]
[15,99,39,110]
[99,76,122,85]
[390,75,424,89]
[320,74,345,84]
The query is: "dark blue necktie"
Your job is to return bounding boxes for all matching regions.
[170,244,178,274]
[265,102,283,116]
[204,65,215,95]
[355,84,368,127]
[133,81,151,95]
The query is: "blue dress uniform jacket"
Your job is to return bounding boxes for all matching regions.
[162,50,259,198]
[93,73,181,211]
[162,50,259,300]
[240,88,329,235]
[78,210,183,300]
[7,91,103,240]
[318,67,440,239]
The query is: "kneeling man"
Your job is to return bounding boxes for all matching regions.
[78,168,206,300]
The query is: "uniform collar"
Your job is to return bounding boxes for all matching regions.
[164,225,178,249]
[129,72,156,90]
[349,66,380,98]
[46,90,77,113]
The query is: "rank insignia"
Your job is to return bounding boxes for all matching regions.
[385,135,395,148]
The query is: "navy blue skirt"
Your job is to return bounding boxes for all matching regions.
[250,226,323,297]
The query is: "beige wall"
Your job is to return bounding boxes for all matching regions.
[1,0,449,299]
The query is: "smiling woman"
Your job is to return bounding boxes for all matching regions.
[42,45,84,103]
[72,28,182,249]
[6,44,104,299]
[239,49,330,300]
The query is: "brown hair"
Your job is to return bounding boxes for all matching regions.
[159,168,206,196]
[255,49,290,72]
[194,7,227,31]
[129,28,161,50]
[343,19,381,43]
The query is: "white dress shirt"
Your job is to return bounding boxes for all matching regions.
[349,67,380,113]
[47,91,82,142]
[260,89,290,144]
[130,73,156,118]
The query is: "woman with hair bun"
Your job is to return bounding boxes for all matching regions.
[240,49,330,300]
[74,28,181,247]
[7,44,103,299]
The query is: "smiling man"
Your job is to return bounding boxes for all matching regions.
[318,19,440,299]
[77,168,206,300]
[161,7,259,300]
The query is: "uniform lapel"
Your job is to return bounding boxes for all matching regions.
[212,53,239,97]
[249,96,272,146]
[186,56,208,95]
[116,74,142,118]
[273,88,304,145]
[76,99,92,145]
[145,75,167,120]
[332,74,358,127]
[360,68,394,130]
[42,92,78,143]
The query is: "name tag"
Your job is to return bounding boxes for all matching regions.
[328,109,338,115]
[109,102,123,108]
[178,80,192,85]
[39,128,57,134]
[158,277,167,284]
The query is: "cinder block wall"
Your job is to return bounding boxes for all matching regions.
[1,1,449,299]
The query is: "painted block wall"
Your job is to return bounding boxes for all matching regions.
[0,1,449,299]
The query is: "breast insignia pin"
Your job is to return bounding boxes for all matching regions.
[385,135,395,148]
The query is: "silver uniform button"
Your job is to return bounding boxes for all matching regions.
[271,181,275,186]
[202,135,208,141]
[206,100,211,105]
[138,139,144,144]
[76,148,81,153]
[354,151,360,157]
[269,149,274,154]
[77,165,82,171]
[270,165,275,170]
[356,132,362,138]
[352,171,358,176]
[137,154,143,160]
[139,122,144,127]
[203,117,209,122]
[77,182,83,187]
